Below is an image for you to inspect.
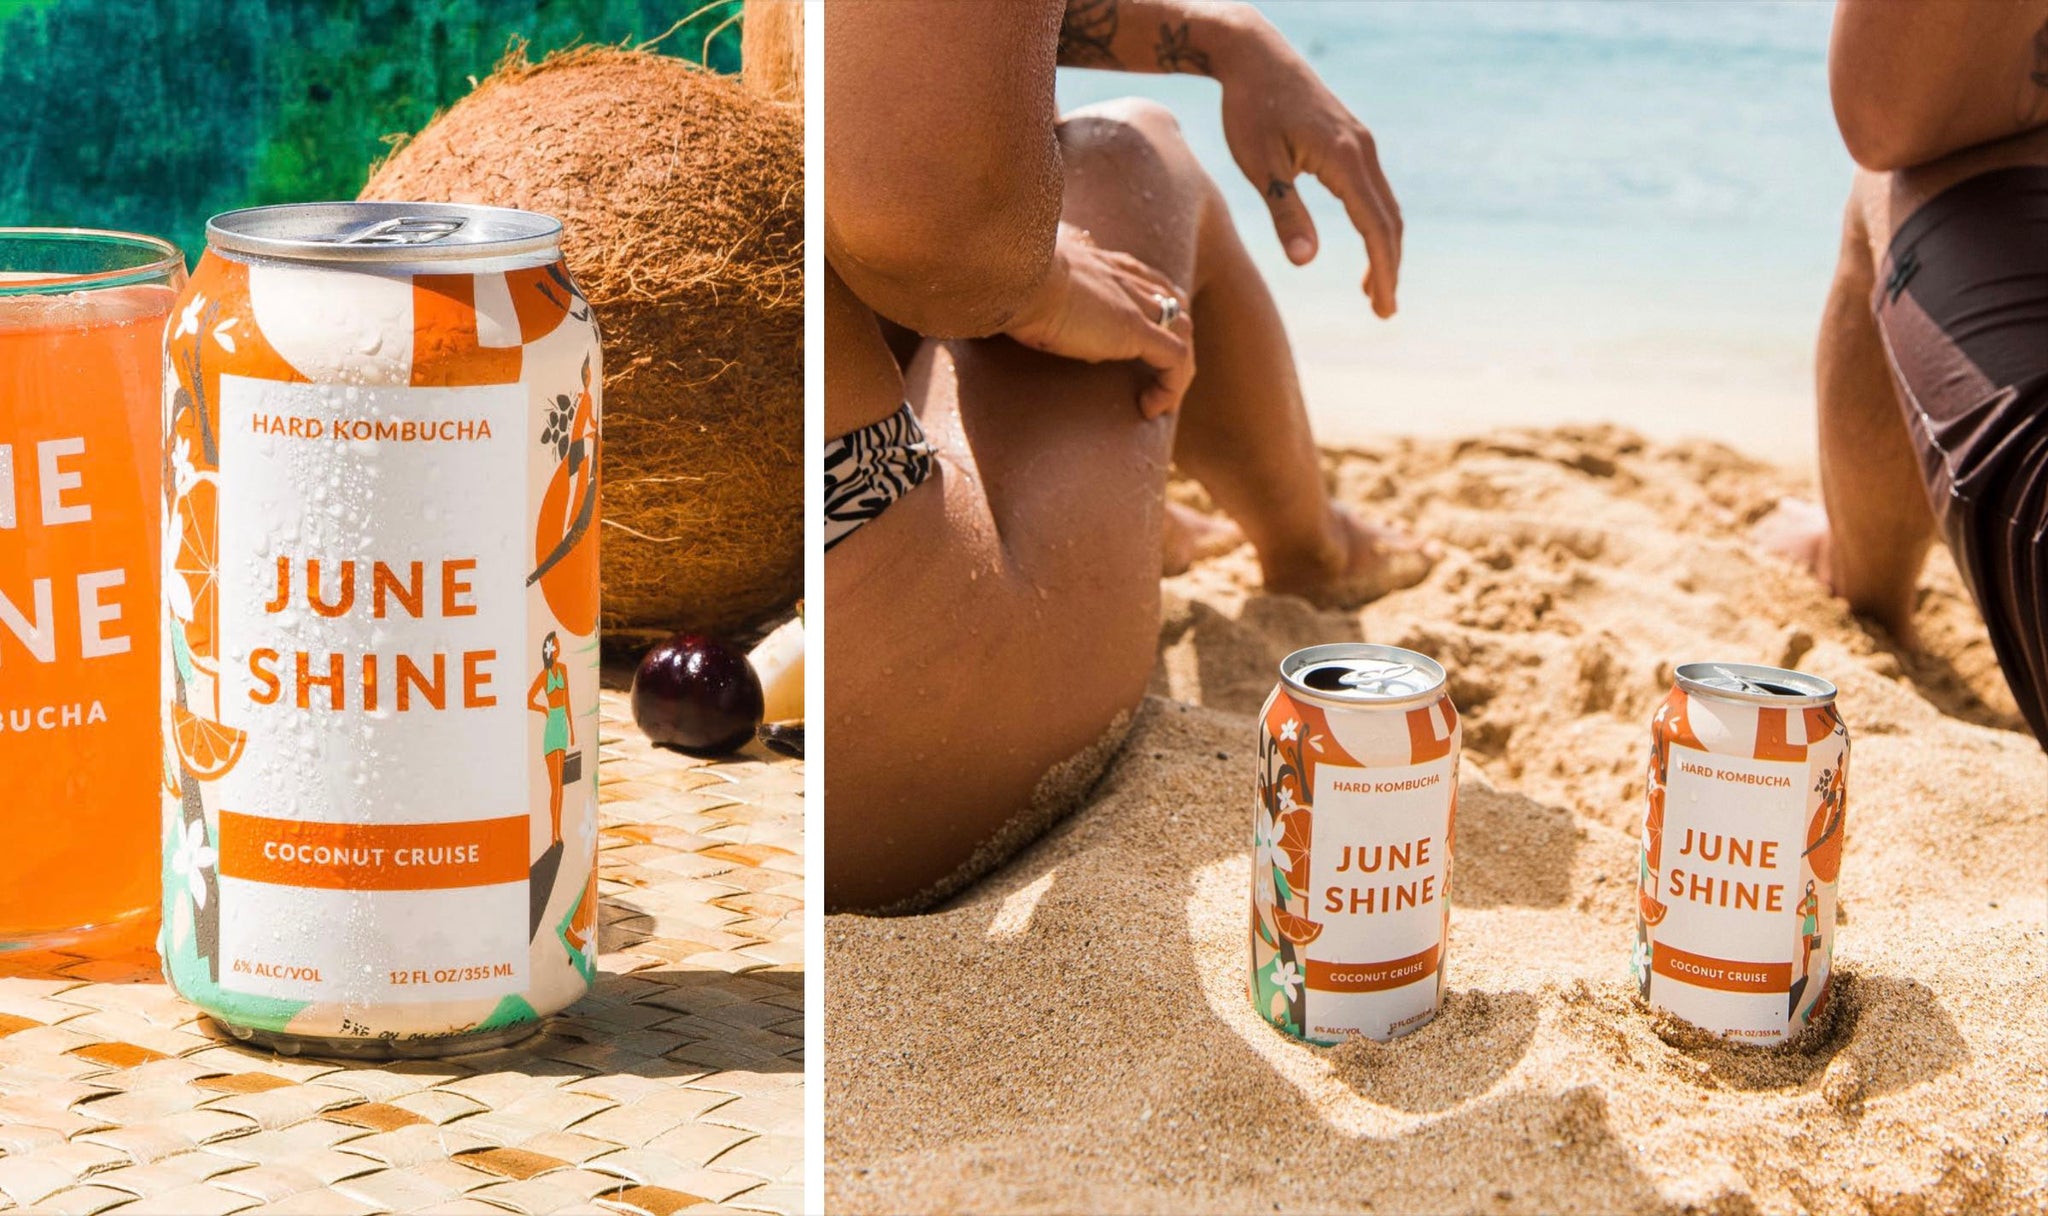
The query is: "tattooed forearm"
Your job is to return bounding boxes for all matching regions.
[1155,20,1213,75]
[1266,178,1293,202]
[1060,0,1121,68]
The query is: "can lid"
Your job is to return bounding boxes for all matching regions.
[1675,662,1837,707]
[1280,643,1447,706]
[206,202,562,264]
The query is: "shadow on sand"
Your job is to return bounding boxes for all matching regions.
[1651,969,1968,1103]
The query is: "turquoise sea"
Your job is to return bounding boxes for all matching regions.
[1059,1,1852,463]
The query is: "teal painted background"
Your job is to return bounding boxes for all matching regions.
[0,0,741,263]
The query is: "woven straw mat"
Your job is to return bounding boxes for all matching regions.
[0,691,804,1215]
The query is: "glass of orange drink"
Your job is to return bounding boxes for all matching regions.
[0,229,184,955]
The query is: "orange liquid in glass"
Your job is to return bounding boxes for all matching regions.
[0,285,171,945]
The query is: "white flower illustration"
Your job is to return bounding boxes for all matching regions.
[169,818,217,911]
[171,438,199,498]
[1276,785,1297,814]
[1279,719,1299,742]
[166,568,194,623]
[1251,855,1277,935]
[1270,959,1303,1000]
[1631,939,1653,983]
[1254,813,1284,865]
[175,293,204,339]
[159,507,195,624]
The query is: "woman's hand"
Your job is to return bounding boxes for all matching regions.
[1005,224,1195,420]
[1213,12,1403,317]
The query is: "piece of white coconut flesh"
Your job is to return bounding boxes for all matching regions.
[748,614,804,723]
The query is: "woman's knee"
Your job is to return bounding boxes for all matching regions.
[1067,95,1185,143]
[1059,98,1200,183]
[1054,98,1220,275]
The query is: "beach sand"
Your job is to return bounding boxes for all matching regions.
[825,425,2047,1215]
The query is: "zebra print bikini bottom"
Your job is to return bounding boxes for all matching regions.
[824,402,936,551]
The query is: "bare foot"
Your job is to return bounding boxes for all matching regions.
[1162,501,1244,576]
[1753,496,1836,588]
[1754,496,1920,647]
[1263,505,1440,608]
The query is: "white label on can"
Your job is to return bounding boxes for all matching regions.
[1301,751,1455,1041]
[1650,746,1805,1037]
[210,374,529,1005]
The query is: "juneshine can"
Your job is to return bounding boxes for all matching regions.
[160,203,602,1055]
[1252,644,1461,1044]
[1636,662,1848,1044]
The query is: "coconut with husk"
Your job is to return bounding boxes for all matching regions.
[362,34,801,638]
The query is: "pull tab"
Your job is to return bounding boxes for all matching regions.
[1339,662,1416,695]
[336,216,466,246]
[1705,664,1769,695]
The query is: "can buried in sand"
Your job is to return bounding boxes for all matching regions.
[1251,643,1460,1044]
[160,202,602,1055]
[1636,662,1849,1044]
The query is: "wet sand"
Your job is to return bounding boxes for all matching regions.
[826,425,2047,1215]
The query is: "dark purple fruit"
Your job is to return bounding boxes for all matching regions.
[631,633,764,754]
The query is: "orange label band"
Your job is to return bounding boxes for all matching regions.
[217,811,528,891]
[1306,944,1440,993]
[1651,942,1790,993]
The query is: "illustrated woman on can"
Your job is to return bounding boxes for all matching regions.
[529,630,573,846]
[532,354,600,639]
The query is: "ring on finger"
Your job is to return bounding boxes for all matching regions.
[1152,293,1181,328]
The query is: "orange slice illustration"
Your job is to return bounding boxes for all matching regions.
[1806,797,1845,884]
[172,479,221,663]
[1639,887,1668,927]
[172,703,246,782]
[1276,807,1313,890]
[1274,909,1324,945]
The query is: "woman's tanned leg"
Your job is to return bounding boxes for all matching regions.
[825,104,1203,912]
[1067,100,1435,604]
[827,98,1420,911]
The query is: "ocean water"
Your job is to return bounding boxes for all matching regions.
[1058,1,1852,463]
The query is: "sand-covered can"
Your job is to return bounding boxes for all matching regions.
[1636,662,1848,1044]
[160,203,602,1055]
[1252,644,1461,1044]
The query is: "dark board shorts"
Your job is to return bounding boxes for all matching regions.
[1874,166,2048,744]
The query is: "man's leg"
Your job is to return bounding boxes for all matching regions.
[1816,178,1938,639]
[1759,176,1935,643]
